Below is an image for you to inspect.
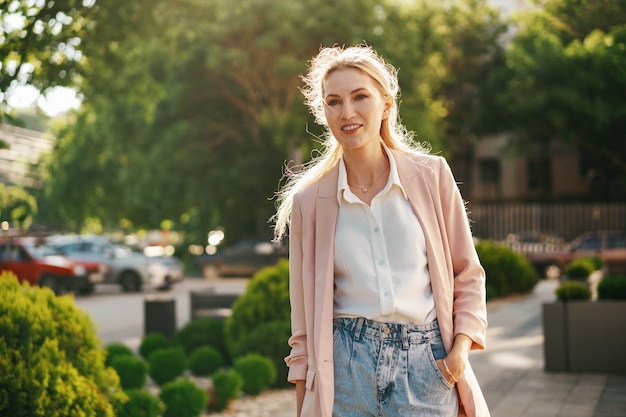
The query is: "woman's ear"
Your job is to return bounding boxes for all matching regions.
[383,96,392,119]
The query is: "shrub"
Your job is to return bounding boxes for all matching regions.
[140,332,172,360]
[233,354,277,395]
[105,342,135,367]
[232,319,291,387]
[148,347,187,386]
[564,258,596,280]
[174,318,229,362]
[555,281,592,301]
[225,258,290,354]
[159,379,208,417]
[110,355,147,390]
[118,389,163,417]
[475,241,540,300]
[188,346,223,377]
[586,256,605,271]
[0,272,126,416]
[597,274,626,300]
[209,369,242,412]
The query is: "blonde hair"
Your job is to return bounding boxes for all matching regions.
[272,44,428,240]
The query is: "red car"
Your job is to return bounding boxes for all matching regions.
[0,238,106,295]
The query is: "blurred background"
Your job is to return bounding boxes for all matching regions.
[1,0,625,276]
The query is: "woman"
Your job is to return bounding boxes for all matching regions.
[273,44,489,417]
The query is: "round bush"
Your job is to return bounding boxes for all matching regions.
[564,258,596,280]
[148,347,187,386]
[0,272,126,416]
[188,346,224,377]
[225,259,290,354]
[118,389,163,417]
[174,318,229,362]
[597,274,626,300]
[233,354,277,395]
[475,241,540,300]
[586,256,605,271]
[159,379,208,417]
[555,281,592,301]
[232,320,291,387]
[105,342,135,367]
[139,332,172,360]
[209,369,242,412]
[110,355,147,390]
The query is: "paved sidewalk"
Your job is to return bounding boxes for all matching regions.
[268,279,626,417]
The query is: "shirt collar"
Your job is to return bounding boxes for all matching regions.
[337,144,408,205]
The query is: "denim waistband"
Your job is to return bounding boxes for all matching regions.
[333,317,441,347]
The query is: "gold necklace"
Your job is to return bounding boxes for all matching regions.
[349,164,389,193]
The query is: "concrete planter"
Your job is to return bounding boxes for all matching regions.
[543,301,626,372]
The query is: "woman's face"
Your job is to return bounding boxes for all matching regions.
[323,68,390,153]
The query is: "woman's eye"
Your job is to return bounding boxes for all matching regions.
[355,94,368,100]
[327,99,340,106]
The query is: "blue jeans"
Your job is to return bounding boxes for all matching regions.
[333,317,458,417]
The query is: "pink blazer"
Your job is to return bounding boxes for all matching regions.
[286,150,490,417]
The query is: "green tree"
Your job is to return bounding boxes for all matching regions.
[0,184,37,230]
[43,0,388,241]
[39,0,510,241]
[496,0,626,199]
[0,0,92,107]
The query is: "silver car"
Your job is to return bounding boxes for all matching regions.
[46,234,184,292]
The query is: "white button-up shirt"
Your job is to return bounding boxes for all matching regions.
[333,147,436,325]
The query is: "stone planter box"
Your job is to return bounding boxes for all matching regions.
[543,301,626,372]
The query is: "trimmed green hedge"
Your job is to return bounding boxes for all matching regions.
[233,353,276,395]
[555,281,592,301]
[563,258,596,280]
[475,240,540,300]
[224,259,290,355]
[0,272,126,416]
[597,274,626,300]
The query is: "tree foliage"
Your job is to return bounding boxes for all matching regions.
[33,0,505,242]
[496,0,626,199]
[0,0,93,109]
[0,183,37,230]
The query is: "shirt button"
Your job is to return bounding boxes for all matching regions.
[374,227,380,233]
[384,290,390,297]
[379,259,385,266]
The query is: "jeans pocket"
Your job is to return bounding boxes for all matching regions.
[428,341,455,389]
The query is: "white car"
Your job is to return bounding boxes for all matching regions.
[46,234,184,292]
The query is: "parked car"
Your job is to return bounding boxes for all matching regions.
[45,234,184,292]
[0,238,103,295]
[525,230,626,277]
[506,230,566,254]
[193,237,288,278]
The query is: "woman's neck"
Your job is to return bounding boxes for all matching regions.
[343,143,389,191]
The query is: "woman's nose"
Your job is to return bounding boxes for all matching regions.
[340,102,356,119]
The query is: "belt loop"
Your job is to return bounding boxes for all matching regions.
[402,324,409,349]
[354,317,365,341]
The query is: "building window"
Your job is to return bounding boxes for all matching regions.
[479,159,500,183]
[527,158,551,191]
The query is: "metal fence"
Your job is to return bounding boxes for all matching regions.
[467,202,626,243]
